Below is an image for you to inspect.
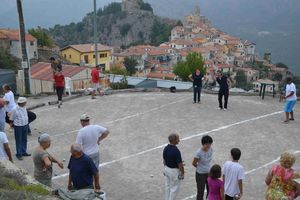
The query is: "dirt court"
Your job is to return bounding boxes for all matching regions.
[7,91,300,200]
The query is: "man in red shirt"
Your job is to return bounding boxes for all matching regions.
[91,66,102,99]
[53,71,65,108]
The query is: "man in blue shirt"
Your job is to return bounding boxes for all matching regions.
[189,69,205,104]
[213,70,232,110]
[67,144,100,191]
[163,133,184,200]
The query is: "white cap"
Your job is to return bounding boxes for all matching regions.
[80,114,90,121]
[17,97,27,103]
[38,133,51,143]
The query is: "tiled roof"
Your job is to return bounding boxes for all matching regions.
[61,44,111,53]
[171,39,194,45]
[189,47,210,54]
[31,62,87,81]
[147,48,167,56]
[0,29,36,42]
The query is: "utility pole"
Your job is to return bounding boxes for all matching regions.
[16,0,30,94]
[94,0,98,67]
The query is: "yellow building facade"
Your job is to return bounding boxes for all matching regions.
[61,44,111,71]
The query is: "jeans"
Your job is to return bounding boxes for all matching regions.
[56,87,64,101]
[164,166,180,200]
[14,124,29,156]
[196,172,209,200]
[218,89,229,109]
[193,85,202,103]
[0,121,4,132]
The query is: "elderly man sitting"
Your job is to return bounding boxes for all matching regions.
[68,144,100,191]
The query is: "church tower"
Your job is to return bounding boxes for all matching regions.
[194,5,201,17]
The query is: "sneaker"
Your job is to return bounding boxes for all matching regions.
[22,153,31,157]
[16,156,23,160]
[217,107,222,110]
[223,108,227,111]
[198,101,201,104]
[193,101,196,104]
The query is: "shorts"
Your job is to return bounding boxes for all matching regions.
[92,83,102,91]
[284,100,296,113]
[88,152,100,170]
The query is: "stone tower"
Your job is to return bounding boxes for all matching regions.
[122,0,139,11]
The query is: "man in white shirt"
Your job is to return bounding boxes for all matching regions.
[222,148,245,200]
[76,114,109,169]
[0,131,13,162]
[283,77,297,123]
[10,97,30,160]
[2,84,17,126]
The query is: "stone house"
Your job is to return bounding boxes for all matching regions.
[0,28,38,60]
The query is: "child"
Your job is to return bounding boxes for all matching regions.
[208,164,224,200]
[222,148,245,200]
[192,135,213,200]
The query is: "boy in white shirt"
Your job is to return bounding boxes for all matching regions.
[222,148,245,200]
[283,77,297,123]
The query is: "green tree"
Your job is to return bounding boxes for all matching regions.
[150,19,173,46]
[0,47,18,70]
[28,27,54,47]
[123,57,138,75]
[120,23,131,36]
[276,62,288,69]
[173,52,205,81]
[273,72,283,81]
[137,0,153,12]
[235,70,248,89]
[110,66,128,75]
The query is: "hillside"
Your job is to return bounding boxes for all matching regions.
[1,0,299,74]
[47,1,177,48]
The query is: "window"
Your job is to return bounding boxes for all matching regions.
[64,54,66,59]
[84,55,89,63]
[93,55,95,58]
[69,55,72,59]
[30,41,34,46]
[100,53,107,58]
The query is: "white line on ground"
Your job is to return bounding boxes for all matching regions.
[181,150,300,200]
[52,110,283,180]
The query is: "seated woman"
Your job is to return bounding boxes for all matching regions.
[265,152,300,200]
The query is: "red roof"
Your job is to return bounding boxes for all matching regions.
[0,29,36,42]
[31,62,87,81]
[61,44,111,53]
